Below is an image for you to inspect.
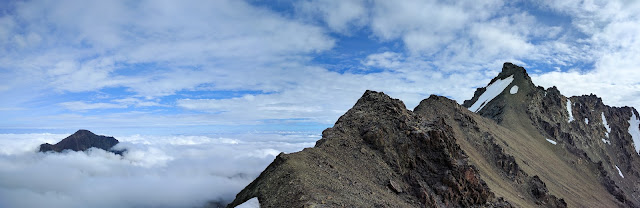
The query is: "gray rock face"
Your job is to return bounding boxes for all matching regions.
[39,130,122,154]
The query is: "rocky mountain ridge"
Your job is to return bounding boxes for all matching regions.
[227,63,640,207]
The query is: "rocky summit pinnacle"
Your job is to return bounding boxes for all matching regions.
[227,63,640,207]
[39,129,122,154]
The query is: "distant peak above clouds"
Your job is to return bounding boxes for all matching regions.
[38,129,122,154]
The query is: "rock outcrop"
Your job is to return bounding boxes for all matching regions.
[39,129,122,154]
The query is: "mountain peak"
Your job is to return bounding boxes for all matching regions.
[73,129,96,136]
[462,63,536,117]
[352,90,407,114]
[495,62,534,89]
[39,129,121,154]
[499,62,528,77]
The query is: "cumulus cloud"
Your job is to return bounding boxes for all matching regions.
[362,52,403,69]
[0,132,317,207]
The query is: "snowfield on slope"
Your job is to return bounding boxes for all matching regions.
[602,112,611,138]
[235,197,260,208]
[616,165,624,178]
[629,112,640,155]
[510,85,519,94]
[469,75,514,113]
[567,99,574,122]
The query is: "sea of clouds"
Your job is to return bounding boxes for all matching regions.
[0,132,318,207]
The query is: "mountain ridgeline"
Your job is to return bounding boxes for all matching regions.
[227,63,640,207]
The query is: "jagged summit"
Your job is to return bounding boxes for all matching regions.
[39,129,122,154]
[462,63,537,123]
[497,62,532,81]
[226,63,640,208]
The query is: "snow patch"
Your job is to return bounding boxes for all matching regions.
[566,100,574,122]
[469,75,515,113]
[585,118,589,124]
[510,85,519,94]
[546,138,557,145]
[602,138,611,145]
[616,165,624,178]
[236,197,260,208]
[629,111,640,155]
[602,112,611,138]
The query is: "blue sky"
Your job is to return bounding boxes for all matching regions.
[1,0,639,135]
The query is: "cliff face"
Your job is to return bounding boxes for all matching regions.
[39,130,121,154]
[228,63,640,207]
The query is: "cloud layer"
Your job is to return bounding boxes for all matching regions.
[0,132,317,207]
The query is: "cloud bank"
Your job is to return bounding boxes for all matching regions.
[0,132,317,207]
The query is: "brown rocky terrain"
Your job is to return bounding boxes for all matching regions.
[227,63,640,207]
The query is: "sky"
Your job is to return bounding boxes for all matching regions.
[1,0,640,135]
[1,1,640,207]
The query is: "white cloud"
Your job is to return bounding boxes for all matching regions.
[362,52,403,69]
[59,101,128,111]
[360,0,575,76]
[175,62,489,125]
[112,98,164,107]
[0,132,317,208]
[295,0,368,34]
[1,0,335,98]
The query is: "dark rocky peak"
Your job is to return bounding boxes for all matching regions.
[415,94,466,119]
[349,90,407,116]
[496,62,533,83]
[462,63,536,118]
[317,90,411,147]
[39,129,122,154]
[74,129,95,136]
